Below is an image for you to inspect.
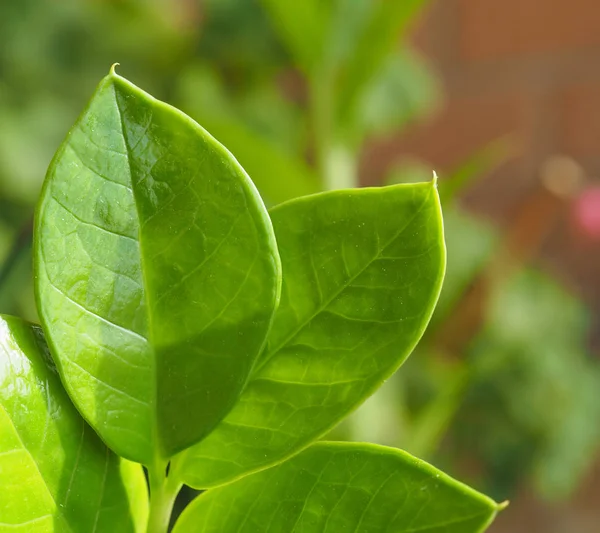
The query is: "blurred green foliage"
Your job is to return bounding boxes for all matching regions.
[0,0,598,511]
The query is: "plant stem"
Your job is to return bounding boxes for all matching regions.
[309,75,333,190]
[146,461,181,533]
[309,74,358,191]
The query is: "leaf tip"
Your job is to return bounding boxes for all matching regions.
[109,63,121,77]
[497,500,510,511]
[432,170,438,187]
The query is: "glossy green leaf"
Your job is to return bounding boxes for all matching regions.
[0,315,148,532]
[174,181,445,488]
[173,442,501,533]
[34,69,281,465]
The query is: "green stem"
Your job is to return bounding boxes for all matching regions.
[146,461,182,533]
[309,74,359,191]
[309,75,333,189]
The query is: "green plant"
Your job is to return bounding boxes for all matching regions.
[0,69,504,532]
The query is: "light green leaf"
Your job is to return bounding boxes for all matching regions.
[0,315,148,532]
[337,0,430,130]
[173,442,501,533]
[34,69,281,465]
[175,181,445,488]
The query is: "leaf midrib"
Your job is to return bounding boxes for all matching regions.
[112,81,159,461]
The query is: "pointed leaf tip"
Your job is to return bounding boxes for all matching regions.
[497,500,510,511]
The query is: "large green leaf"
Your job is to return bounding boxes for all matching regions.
[173,442,501,533]
[34,69,281,465]
[0,315,148,532]
[174,181,445,488]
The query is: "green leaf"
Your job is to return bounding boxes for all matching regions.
[174,181,446,488]
[33,69,281,465]
[172,442,501,533]
[337,0,430,130]
[0,315,148,532]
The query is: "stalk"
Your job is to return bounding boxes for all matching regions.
[146,460,182,533]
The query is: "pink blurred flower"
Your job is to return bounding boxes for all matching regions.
[574,186,600,239]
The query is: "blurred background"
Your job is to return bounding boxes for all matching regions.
[1,1,599,531]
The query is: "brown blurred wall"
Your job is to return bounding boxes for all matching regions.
[363,0,600,346]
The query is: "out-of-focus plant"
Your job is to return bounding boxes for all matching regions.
[176,0,439,199]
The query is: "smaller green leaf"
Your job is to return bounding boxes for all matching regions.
[173,442,502,533]
[173,181,445,489]
[0,315,148,532]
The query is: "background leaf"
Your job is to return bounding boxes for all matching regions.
[354,49,441,140]
[0,315,148,532]
[258,0,331,74]
[34,71,281,465]
[336,0,430,132]
[174,181,445,488]
[173,442,501,533]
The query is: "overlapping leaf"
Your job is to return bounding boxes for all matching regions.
[174,181,445,488]
[173,442,501,533]
[34,69,281,465]
[0,315,147,532]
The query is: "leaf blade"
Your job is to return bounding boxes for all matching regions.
[0,315,148,532]
[172,442,500,533]
[34,71,281,463]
